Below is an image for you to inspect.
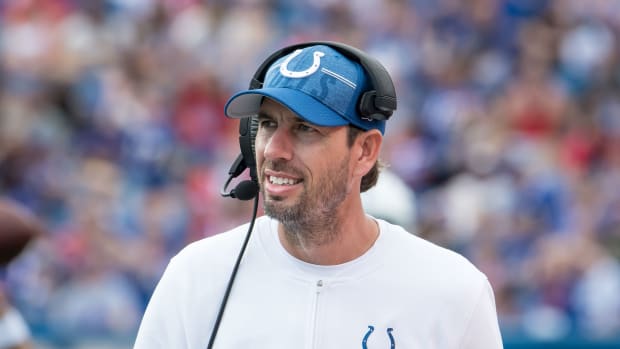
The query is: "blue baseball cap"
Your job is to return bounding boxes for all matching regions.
[224,44,386,134]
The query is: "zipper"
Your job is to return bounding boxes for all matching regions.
[309,279,324,349]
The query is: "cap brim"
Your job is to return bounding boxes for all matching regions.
[224,88,349,127]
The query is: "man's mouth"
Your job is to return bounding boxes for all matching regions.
[268,176,302,186]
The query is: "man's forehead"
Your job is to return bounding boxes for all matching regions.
[258,99,307,123]
[257,97,353,135]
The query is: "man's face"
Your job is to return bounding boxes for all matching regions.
[254,99,354,227]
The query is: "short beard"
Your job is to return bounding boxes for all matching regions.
[262,154,351,247]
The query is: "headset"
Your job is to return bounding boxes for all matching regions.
[220,117,259,201]
[212,41,397,348]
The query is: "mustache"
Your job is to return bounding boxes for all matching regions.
[261,160,304,177]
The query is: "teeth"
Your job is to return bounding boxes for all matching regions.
[269,176,299,185]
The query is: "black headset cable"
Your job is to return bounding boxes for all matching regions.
[206,193,260,349]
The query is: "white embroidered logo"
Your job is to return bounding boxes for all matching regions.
[280,49,325,78]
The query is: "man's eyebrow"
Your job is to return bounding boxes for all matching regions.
[256,111,306,124]
[256,112,273,120]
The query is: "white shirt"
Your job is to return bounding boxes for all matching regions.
[134,216,503,349]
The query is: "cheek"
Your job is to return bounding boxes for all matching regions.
[313,152,351,181]
[254,142,266,173]
[254,131,268,155]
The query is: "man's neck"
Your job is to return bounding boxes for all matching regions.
[277,213,379,265]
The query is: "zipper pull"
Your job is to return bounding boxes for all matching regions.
[316,279,324,293]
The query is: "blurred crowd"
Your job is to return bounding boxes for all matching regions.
[1,0,620,346]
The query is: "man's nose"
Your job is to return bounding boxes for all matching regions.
[263,127,294,161]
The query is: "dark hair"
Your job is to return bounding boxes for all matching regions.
[347,126,383,193]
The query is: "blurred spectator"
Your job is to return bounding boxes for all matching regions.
[361,167,417,230]
[0,285,32,349]
[0,198,42,349]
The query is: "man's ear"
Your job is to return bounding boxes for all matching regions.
[352,129,382,178]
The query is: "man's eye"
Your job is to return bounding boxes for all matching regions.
[296,123,316,133]
[258,119,276,129]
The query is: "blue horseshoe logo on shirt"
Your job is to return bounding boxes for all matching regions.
[279,49,325,78]
[362,325,395,348]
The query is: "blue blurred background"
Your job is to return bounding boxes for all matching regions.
[1,0,620,347]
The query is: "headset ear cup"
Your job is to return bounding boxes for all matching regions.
[358,91,377,120]
[249,117,259,181]
[238,117,259,183]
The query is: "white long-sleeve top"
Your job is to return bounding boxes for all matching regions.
[134,216,503,349]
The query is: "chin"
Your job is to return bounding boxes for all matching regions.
[264,197,296,215]
[264,196,293,209]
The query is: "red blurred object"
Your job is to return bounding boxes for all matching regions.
[0,199,43,266]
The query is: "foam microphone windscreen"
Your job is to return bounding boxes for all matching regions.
[234,180,259,201]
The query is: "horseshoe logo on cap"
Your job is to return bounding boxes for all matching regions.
[280,49,325,78]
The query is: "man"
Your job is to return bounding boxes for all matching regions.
[134,42,503,348]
